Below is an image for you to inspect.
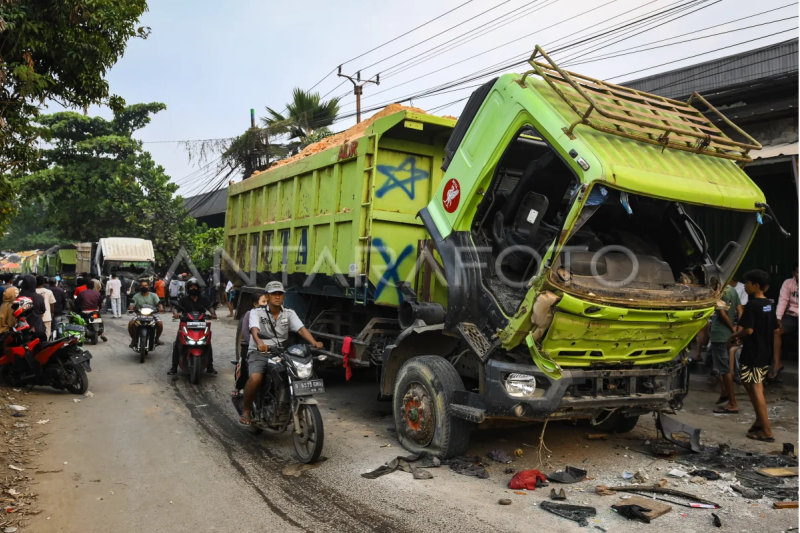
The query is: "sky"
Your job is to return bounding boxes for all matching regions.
[79,0,799,197]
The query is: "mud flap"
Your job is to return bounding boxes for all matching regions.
[658,412,702,453]
[526,332,562,380]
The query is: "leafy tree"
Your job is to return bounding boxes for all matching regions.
[0,201,70,251]
[262,88,340,140]
[18,103,198,265]
[0,0,150,229]
[191,226,224,271]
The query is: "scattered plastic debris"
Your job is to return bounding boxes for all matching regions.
[7,465,23,472]
[509,470,547,490]
[614,504,653,524]
[73,399,81,403]
[488,450,514,464]
[689,469,721,480]
[36,419,50,425]
[84,391,94,398]
[668,469,688,478]
[5,405,26,411]
[622,471,634,480]
[548,466,588,483]
[539,501,597,527]
[550,488,567,501]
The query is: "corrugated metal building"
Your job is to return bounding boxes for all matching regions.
[184,188,228,228]
[626,39,798,298]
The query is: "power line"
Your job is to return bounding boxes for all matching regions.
[566,16,798,67]
[610,27,798,80]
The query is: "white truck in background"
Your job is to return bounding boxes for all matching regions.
[94,238,156,284]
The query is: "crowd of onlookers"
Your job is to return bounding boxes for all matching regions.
[693,266,798,443]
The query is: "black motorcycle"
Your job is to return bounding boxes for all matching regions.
[131,304,158,363]
[232,339,326,464]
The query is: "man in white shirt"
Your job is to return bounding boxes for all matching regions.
[225,280,235,317]
[35,275,56,339]
[106,273,122,318]
[730,273,748,306]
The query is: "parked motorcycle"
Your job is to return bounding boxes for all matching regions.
[232,340,325,463]
[173,308,212,384]
[0,318,92,394]
[52,312,88,345]
[131,304,158,363]
[78,309,104,345]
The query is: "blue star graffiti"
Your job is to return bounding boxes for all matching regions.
[375,157,429,200]
[372,238,414,303]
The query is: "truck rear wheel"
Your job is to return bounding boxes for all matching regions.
[393,356,470,459]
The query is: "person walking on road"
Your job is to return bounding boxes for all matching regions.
[46,277,68,332]
[711,281,742,414]
[727,269,781,443]
[107,273,122,318]
[154,274,166,310]
[225,279,235,317]
[35,275,56,339]
[776,266,798,368]
[20,275,47,343]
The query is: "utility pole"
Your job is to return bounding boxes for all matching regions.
[337,67,380,124]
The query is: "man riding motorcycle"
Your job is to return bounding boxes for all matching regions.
[240,281,322,426]
[168,278,217,375]
[127,280,164,348]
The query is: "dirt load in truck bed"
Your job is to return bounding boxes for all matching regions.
[251,103,428,176]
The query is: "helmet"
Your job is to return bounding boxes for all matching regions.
[12,296,33,319]
[186,278,200,291]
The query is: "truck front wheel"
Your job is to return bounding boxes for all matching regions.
[393,356,470,459]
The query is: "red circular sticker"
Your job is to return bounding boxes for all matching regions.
[442,178,461,213]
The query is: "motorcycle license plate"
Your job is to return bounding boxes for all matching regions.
[187,322,206,328]
[65,325,86,333]
[90,318,102,323]
[294,379,324,396]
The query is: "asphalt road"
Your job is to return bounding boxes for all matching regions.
[23,314,800,532]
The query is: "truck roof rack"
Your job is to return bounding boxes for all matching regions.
[523,46,761,163]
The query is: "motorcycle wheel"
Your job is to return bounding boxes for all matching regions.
[1,366,22,388]
[90,332,98,345]
[139,345,147,364]
[189,356,201,385]
[64,363,89,395]
[293,404,324,464]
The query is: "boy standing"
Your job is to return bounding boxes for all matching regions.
[711,281,742,414]
[728,269,781,442]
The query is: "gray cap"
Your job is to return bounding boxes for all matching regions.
[265,281,285,294]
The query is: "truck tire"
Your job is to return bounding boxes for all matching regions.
[594,412,640,433]
[393,356,470,459]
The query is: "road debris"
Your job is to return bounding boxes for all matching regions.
[547,466,587,483]
[657,413,702,453]
[595,485,616,496]
[442,456,489,479]
[84,391,94,398]
[688,469,720,480]
[362,453,440,480]
[7,465,23,472]
[586,433,607,440]
[488,450,514,464]
[550,488,566,501]
[37,419,49,425]
[712,513,722,527]
[731,484,762,499]
[613,503,653,523]
[508,470,547,490]
[538,501,596,527]
[282,460,326,478]
[773,501,799,509]
[514,448,523,458]
[4,406,25,411]
[668,469,688,478]
[498,498,512,505]
[73,399,81,403]
[605,484,720,508]
[757,467,798,478]
[613,496,672,520]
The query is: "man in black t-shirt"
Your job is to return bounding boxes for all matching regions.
[728,269,781,443]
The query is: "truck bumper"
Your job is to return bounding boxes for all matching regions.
[450,359,688,423]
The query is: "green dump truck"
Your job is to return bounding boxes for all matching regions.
[224,47,783,458]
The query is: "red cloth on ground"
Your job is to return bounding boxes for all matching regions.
[508,469,547,490]
[342,336,353,381]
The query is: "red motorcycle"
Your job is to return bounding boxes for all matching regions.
[0,299,92,394]
[173,310,213,384]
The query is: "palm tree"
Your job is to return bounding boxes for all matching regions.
[262,88,340,141]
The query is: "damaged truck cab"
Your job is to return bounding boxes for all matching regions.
[225,47,773,459]
[391,48,767,457]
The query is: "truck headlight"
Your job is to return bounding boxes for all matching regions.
[504,373,537,397]
[294,361,313,380]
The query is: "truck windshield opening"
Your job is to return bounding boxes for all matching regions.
[551,186,758,303]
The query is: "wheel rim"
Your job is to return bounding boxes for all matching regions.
[295,407,317,459]
[400,382,434,446]
[65,365,83,390]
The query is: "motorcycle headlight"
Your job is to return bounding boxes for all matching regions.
[503,373,537,398]
[187,339,196,345]
[294,361,313,380]
[140,308,153,316]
